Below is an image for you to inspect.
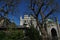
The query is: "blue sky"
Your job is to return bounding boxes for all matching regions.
[0,0,60,25]
[11,0,60,25]
[8,0,30,25]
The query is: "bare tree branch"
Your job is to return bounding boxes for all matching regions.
[44,9,55,19]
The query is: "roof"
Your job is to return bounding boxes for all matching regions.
[0,26,30,30]
[0,17,4,22]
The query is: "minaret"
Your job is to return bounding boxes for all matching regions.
[20,16,24,25]
[55,17,60,38]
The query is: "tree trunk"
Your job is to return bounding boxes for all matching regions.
[41,18,48,40]
[35,17,47,40]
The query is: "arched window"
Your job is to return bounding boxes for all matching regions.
[51,28,57,37]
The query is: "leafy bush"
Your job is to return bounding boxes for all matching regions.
[0,30,24,40]
[25,25,41,40]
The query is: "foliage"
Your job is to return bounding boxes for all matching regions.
[0,30,24,40]
[8,22,16,27]
[25,25,41,40]
[0,21,24,40]
[0,31,6,40]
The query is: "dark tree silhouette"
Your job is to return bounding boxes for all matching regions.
[29,0,60,40]
[0,0,21,19]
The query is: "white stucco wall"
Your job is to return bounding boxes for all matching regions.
[47,23,59,38]
[20,15,37,28]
